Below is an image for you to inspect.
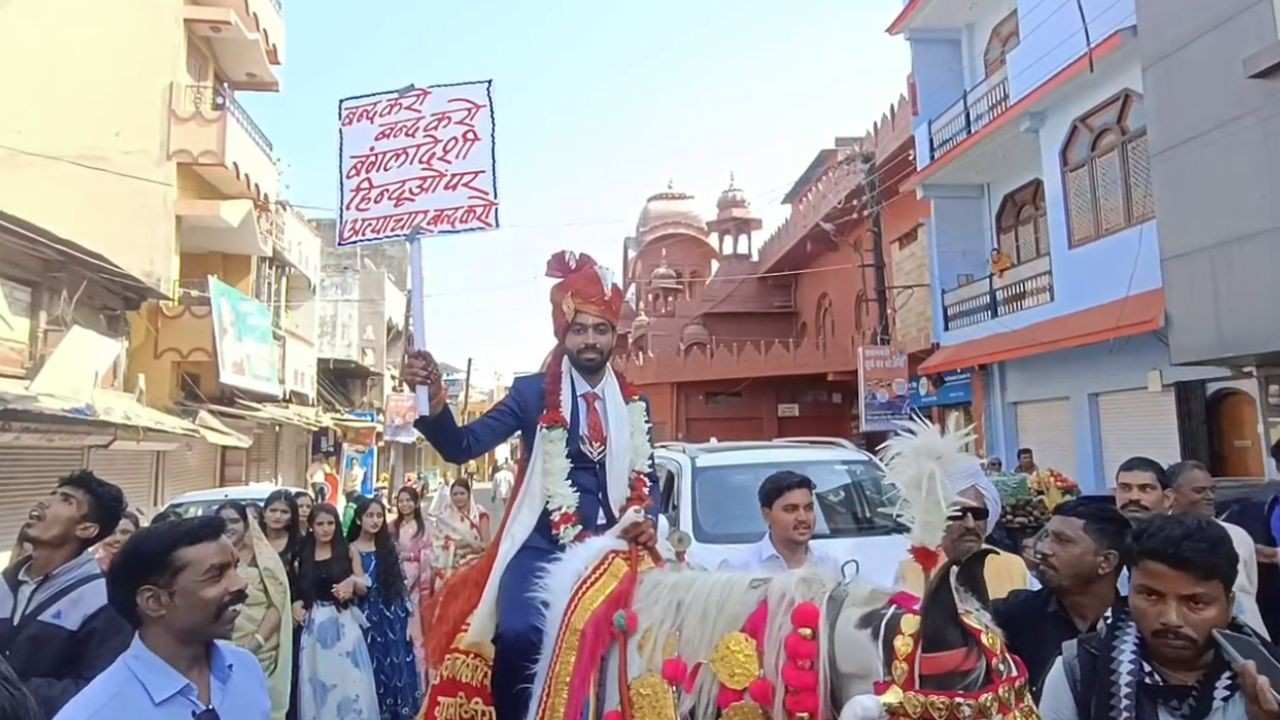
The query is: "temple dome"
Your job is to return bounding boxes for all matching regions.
[636,183,708,244]
[680,320,711,348]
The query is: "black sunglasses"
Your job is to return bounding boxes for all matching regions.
[946,506,991,523]
[194,709,221,720]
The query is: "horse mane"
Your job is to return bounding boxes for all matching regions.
[919,548,994,653]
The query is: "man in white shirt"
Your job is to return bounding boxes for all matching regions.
[723,471,843,578]
[1168,460,1269,639]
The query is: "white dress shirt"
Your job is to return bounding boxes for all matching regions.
[569,366,609,523]
[721,532,843,578]
[569,366,608,434]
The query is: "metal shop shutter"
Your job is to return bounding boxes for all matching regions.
[161,439,220,504]
[1015,398,1077,481]
[0,447,86,546]
[246,427,278,485]
[89,448,159,517]
[1098,388,1180,486]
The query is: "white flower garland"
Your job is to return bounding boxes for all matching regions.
[542,395,652,546]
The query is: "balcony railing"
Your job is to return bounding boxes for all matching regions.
[942,257,1054,331]
[175,277,211,306]
[175,83,273,157]
[928,69,1010,160]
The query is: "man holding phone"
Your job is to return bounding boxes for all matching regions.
[1040,514,1280,720]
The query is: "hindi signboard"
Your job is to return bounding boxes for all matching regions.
[338,80,498,246]
[208,276,282,397]
[858,345,910,432]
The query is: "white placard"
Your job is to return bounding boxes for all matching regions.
[338,80,499,246]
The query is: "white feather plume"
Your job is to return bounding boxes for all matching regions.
[877,416,977,550]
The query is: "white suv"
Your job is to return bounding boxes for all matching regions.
[653,439,909,587]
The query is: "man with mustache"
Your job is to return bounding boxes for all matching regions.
[894,468,1031,600]
[1168,460,1269,640]
[403,251,659,720]
[993,499,1130,700]
[1115,455,1172,521]
[54,517,268,720]
[723,471,842,576]
[0,471,131,719]
[1040,514,1280,720]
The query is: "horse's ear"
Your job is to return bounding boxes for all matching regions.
[953,548,996,608]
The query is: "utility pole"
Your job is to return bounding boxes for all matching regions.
[456,357,473,479]
[865,154,891,344]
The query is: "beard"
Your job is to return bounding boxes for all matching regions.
[567,345,612,375]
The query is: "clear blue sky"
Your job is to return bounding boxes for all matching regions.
[242,0,910,380]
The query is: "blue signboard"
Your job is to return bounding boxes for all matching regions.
[908,370,973,409]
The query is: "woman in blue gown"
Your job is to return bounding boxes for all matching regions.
[348,497,423,720]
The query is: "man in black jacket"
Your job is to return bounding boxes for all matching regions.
[0,470,132,718]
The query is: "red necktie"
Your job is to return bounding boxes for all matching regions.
[581,391,607,462]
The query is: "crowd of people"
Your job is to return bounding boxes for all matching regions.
[729,446,1280,720]
[0,469,495,720]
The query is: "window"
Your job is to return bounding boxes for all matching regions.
[0,277,34,375]
[996,179,1049,263]
[815,293,834,353]
[984,11,1021,77]
[1061,90,1154,247]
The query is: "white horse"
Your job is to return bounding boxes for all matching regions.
[526,532,898,720]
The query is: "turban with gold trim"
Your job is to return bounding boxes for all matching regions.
[546,251,623,340]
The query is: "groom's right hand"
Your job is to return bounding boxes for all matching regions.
[403,350,448,416]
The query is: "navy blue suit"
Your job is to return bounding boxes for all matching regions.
[414,371,659,720]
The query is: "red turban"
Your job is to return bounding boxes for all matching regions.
[546,251,623,340]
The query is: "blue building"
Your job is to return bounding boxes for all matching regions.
[890,0,1251,491]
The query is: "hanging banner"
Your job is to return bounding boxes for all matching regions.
[337,80,499,246]
[208,276,282,397]
[858,345,910,432]
[384,392,419,444]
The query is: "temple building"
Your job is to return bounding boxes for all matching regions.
[617,95,935,445]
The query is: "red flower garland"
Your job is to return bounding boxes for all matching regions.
[540,353,651,544]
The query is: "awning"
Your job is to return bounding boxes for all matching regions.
[0,378,204,440]
[185,409,253,448]
[919,288,1166,375]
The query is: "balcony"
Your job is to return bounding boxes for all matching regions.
[928,69,1011,161]
[168,83,279,203]
[176,198,273,257]
[942,255,1054,331]
[184,0,284,91]
[156,280,216,363]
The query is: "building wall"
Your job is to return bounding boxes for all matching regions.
[793,240,861,347]
[1137,0,1280,366]
[991,331,1227,490]
[930,60,1165,346]
[889,225,933,353]
[910,35,967,167]
[0,1,183,295]
[1007,0,1137,100]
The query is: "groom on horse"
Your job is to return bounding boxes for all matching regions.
[404,250,660,720]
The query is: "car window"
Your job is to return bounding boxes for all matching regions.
[690,459,903,544]
[655,459,679,525]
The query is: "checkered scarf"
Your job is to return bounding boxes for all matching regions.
[1102,611,1240,720]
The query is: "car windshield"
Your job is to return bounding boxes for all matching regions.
[691,459,904,544]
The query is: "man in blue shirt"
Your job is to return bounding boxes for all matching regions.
[54,517,268,720]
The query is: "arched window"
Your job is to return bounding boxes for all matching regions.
[996,179,1048,264]
[1061,90,1154,247]
[815,293,835,353]
[984,11,1021,77]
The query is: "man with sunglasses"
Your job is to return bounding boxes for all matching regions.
[53,517,268,720]
[895,478,1031,600]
